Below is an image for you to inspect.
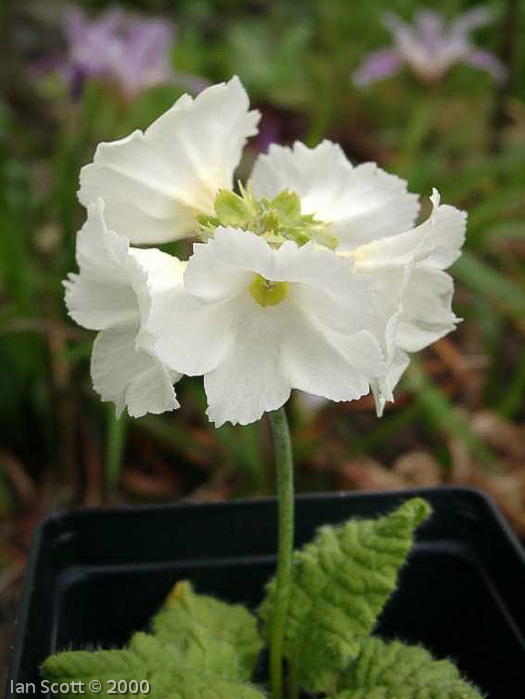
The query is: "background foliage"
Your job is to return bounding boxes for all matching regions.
[0,0,524,682]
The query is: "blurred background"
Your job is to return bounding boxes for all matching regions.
[0,0,524,681]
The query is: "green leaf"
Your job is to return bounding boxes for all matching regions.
[43,644,264,699]
[330,637,484,698]
[42,583,263,696]
[147,670,265,699]
[153,581,263,680]
[42,649,148,699]
[130,630,240,680]
[260,498,431,693]
[127,632,180,671]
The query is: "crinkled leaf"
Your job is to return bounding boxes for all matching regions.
[153,581,263,679]
[42,630,245,699]
[260,498,431,692]
[330,637,484,698]
[43,649,264,699]
[147,670,265,699]
[42,582,261,697]
[42,649,149,699]
[130,630,240,680]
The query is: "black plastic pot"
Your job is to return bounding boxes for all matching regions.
[6,486,525,698]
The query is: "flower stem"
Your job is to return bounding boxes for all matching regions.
[268,406,295,699]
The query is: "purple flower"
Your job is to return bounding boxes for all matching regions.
[59,5,207,101]
[257,111,281,153]
[353,6,507,87]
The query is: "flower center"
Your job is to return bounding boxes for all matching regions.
[249,274,289,307]
[197,182,338,250]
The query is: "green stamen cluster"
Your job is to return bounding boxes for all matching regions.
[197,182,338,250]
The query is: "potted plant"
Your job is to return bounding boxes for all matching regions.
[6,488,525,698]
[6,76,525,699]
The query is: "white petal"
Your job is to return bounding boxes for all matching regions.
[355,191,464,356]
[196,226,373,318]
[282,242,383,402]
[357,189,466,270]
[183,228,270,301]
[65,201,183,417]
[92,326,180,418]
[149,227,277,377]
[152,229,385,425]
[358,261,410,415]
[150,289,237,376]
[351,190,465,413]
[283,324,383,403]
[64,200,138,330]
[397,267,458,352]
[205,289,384,427]
[281,242,372,334]
[352,223,432,271]
[354,190,466,273]
[204,296,292,427]
[420,189,467,269]
[129,247,187,341]
[205,287,384,427]
[367,264,409,356]
[251,140,420,250]
[79,77,260,244]
[371,349,410,417]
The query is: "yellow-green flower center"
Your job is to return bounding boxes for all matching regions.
[197,182,338,250]
[249,274,289,307]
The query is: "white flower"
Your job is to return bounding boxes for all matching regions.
[345,190,466,414]
[64,199,183,417]
[148,227,384,426]
[78,76,260,244]
[251,143,466,414]
[72,77,466,423]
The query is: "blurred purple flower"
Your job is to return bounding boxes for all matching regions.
[353,6,507,87]
[257,111,281,153]
[59,5,207,101]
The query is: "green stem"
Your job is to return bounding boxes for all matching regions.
[105,406,127,494]
[289,660,300,699]
[268,407,295,699]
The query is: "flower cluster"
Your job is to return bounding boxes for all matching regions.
[353,6,506,87]
[65,77,466,426]
[58,5,207,100]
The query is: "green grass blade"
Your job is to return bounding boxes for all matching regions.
[404,360,498,472]
[497,349,525,419]
[453,251,525,323]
